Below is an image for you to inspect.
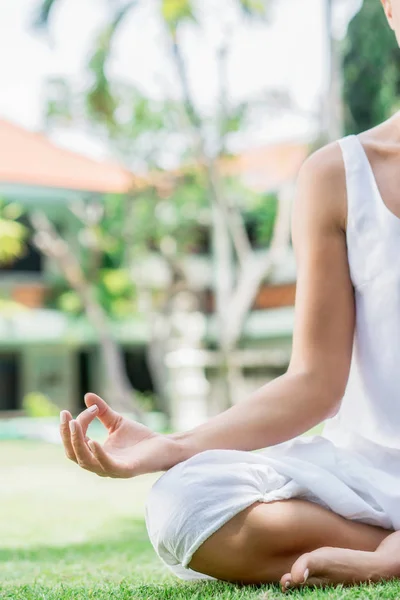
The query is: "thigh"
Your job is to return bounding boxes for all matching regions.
[189,499,391,584]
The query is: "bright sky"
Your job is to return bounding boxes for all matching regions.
[0,0,361,160]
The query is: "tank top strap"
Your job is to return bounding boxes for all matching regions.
[338,134,380,232]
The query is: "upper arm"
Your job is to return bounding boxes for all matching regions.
[288,142,355,401]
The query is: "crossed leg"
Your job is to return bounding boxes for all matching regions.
[280,529,400,591]
[189,498,397,591]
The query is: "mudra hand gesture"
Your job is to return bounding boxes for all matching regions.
[60,393,183,478]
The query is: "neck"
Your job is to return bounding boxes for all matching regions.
[389,111,400,134]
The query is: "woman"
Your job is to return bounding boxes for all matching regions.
[59,0,400,591]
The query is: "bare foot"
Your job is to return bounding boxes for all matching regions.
[280,543,400,592]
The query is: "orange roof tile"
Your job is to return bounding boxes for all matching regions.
[137,141,310,197]
[223,142,309,190]
[0,120,134,193]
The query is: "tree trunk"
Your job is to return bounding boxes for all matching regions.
[31,212,144,418]
[79,287,143,417]
[169,29,294,411]
[211,201,236,408]
[147,312,172,416]
[223,183,293,351]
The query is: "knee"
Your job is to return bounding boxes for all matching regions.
[145,449,295,581]
[145,451,228,572]
[189,501,300,583]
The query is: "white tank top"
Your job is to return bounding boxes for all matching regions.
[323,134,400,451]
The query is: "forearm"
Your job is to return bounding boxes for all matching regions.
[171,371,340,463]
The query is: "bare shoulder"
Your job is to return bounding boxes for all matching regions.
[294,140,347,232]
[300,140,346,186]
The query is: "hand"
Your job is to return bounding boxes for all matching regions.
[60,393,184,478]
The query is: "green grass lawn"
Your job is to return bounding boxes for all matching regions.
[1,440,400,599]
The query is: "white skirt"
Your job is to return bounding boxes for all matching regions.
[145,432,400,580]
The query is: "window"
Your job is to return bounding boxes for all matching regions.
[77,350,92,411]
[0,353,20,412]
[123,348,154,394]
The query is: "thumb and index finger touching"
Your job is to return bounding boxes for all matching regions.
[60,393,121,441]
[84,393,121,430]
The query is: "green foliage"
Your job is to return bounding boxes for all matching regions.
[135,390,158,412]
[97,267,136,318]
[105,90,174,166]
[22,392,59,418]
[39,0,271,167]
[0,298,27,316]
[220,103,249,137]
[343,0,400,134]
[46,78,74,125]
[36,0,281,331]
[245,191,278,247]
[33,0,58,28]
[101,269,132,296]
[0,201,28,266]
[2,202,24,220]
[45,75,180,168]
[57,290,83,314]
[45,170,277,322]
[86,2,138,125]
[161,0,196,30]
[87,33,117,125]
[128,171,210,257]
[0,221,26,265]
[87,53,116,125]
[238,0,269,19]
[53,262,137,320]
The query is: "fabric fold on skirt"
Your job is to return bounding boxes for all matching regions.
[145,434,399,580]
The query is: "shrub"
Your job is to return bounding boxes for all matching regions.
[23,392,59,418]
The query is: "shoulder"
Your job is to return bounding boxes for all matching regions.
[298,140,346,192]
[294,140,348,232]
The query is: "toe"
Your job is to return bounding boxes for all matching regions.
[280,553,312,591]
[280,573,292,592]
[290,552,312,586]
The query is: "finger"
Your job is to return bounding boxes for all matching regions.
[84,393,122,430]
[75,404,99,438]
[69,420,105,475]
[60,410,77,462]
[87,440,133,478]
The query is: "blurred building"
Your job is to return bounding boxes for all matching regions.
[0,119,307,418]
[0,119,138,416]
